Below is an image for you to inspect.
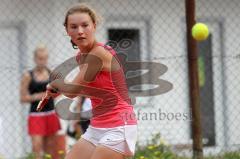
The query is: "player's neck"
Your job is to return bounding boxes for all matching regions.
[79,40,97,53]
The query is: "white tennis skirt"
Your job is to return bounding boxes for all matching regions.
[81,124,138,156]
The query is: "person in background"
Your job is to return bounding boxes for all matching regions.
[20,45,61,159]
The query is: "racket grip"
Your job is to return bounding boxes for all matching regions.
[36,88,59,111]
[49,88,58,93]
[36,97,49,112]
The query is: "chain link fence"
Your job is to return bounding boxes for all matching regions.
[0,0,240,158]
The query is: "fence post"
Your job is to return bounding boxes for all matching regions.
[185,0,203,158]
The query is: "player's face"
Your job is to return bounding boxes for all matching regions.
[34,50,48,68]
[66,12,96,49]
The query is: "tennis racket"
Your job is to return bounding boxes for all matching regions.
[36,89,58,112]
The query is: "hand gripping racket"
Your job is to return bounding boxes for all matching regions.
[36,89,58,112]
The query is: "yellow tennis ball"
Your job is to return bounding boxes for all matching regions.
[192,23,209,41]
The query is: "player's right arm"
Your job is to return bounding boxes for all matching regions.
[20,71,45,103]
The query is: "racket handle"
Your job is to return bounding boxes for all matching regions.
[49,88,58,93]
[36,88,59,111]
[36,97,49,112]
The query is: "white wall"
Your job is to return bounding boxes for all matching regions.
[0,25,26,158]
[0,0,79,69]
[0,0,78,158]
[196,0,240,150]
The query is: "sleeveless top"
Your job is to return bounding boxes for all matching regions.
[76,43,137,128]
[28,70,54,113]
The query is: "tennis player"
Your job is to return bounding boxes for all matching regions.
[46,3,137,159]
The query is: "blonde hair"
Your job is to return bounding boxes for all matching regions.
[34,44,48,57]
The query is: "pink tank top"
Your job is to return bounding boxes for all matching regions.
[76,43,137,128]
